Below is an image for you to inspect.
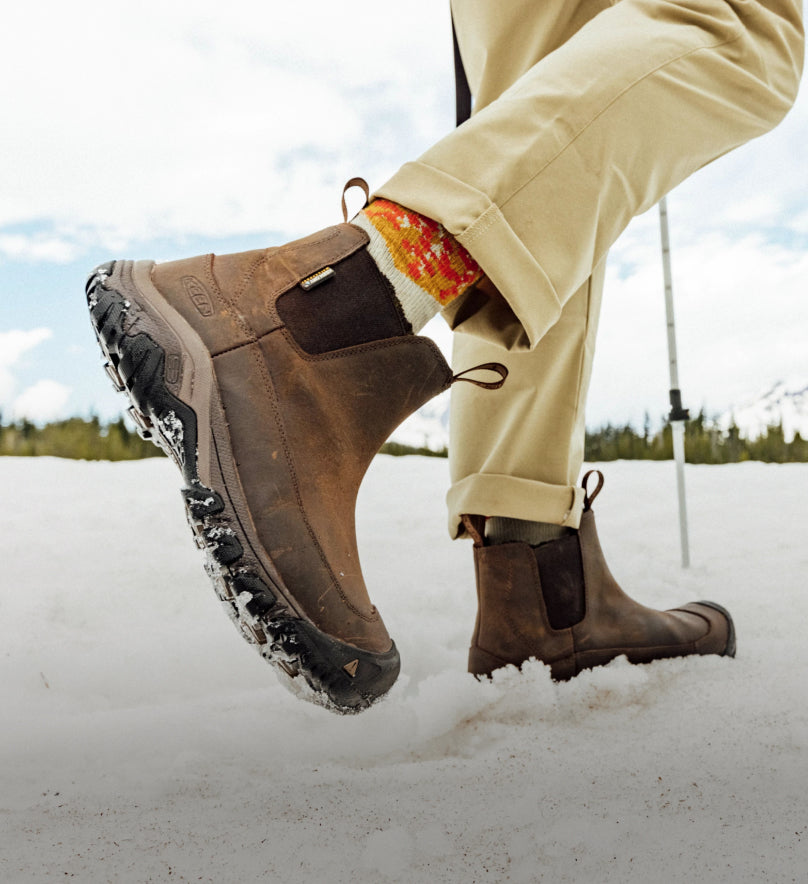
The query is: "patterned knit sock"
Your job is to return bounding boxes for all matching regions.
[352,199,483,333]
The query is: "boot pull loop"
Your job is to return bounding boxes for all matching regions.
[452,362,508,390]
[341,177,371,222]
[461,513,486,547]
[581,469,605,511]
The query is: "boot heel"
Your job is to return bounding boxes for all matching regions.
[468,644,510,679]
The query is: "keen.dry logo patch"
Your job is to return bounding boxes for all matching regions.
[182,275,214,316]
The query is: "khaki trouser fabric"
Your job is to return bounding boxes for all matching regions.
[376,0,803,537]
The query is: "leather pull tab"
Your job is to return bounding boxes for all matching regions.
[341,177,371,222]
[452,362,508,390]
[581,469,605,511]
[461,513,486,547]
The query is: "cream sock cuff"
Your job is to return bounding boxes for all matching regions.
[352,214,441,334]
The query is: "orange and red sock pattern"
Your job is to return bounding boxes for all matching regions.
[361,199,482,306]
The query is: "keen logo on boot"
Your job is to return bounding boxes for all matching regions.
[181,275,214,317]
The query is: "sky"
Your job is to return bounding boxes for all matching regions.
[1,0,807,429]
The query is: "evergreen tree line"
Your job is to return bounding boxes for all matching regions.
[0,414,162,461]
[0,409,807,463]
[584,410,808,464]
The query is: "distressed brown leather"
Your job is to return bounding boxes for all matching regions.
[469,539,577,680]
[467,478,734,680]
[151,225,369,349]
[150,223,454,653]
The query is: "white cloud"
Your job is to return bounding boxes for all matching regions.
[0,328,52,367]
[0,329,72,426]
[0,1,454,249]
[1,2,805,258]
[13,379,72,424]
[587,211,808,427]
[0,234,78,263]
[1,1,806,430]
[0,328,53,402]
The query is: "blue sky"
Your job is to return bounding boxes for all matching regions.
[2,0,807,429]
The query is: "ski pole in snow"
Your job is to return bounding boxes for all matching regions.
[659,196,691,568]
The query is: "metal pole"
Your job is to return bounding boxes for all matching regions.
[659,196,691,568]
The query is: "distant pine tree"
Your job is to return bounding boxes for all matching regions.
[789,431,808,462]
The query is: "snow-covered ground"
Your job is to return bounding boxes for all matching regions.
[2,456,807,883]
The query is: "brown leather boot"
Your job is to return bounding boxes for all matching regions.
[86,222,502,713]
[465,471,735,681]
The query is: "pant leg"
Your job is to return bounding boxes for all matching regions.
[447,0,613,536]
[450,0,616,111]
[448,262,605,534]
[378,0,804,351]
[378,0,803,537]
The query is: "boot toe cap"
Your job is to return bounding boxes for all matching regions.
[676,601,736,658]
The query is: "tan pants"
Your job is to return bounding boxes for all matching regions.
[377,0,803,536]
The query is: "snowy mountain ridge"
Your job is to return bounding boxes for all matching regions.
[715,377,808,442]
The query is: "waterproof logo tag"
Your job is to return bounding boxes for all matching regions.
[300,266,336,291]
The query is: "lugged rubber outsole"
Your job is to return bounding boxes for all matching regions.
[86,260,400,714]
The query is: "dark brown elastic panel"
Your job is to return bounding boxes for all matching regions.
[276,249,412,354]
[533,534,586,630]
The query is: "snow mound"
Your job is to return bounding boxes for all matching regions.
[2,456,806,882]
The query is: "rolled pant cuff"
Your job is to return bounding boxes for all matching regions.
[375,161,562,351]
[447,473,586,539]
